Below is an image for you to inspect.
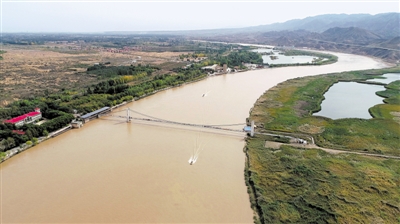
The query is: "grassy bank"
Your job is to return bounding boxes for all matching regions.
[246,66,400,223]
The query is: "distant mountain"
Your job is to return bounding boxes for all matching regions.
[243,13,399,38]
[106,13,399,39]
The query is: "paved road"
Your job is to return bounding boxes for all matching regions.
[265,141,400,160]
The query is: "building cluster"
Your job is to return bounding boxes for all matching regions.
[201,64,230,74]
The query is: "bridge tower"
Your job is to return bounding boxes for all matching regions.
[251,120,254,137]
[127,108,131,123]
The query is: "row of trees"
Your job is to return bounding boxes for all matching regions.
[87,64,159,78]
[214,51,264,67]
[62,66,206,114]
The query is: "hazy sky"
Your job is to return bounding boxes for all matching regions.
[1,0,399,32]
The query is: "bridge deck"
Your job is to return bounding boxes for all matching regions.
[112,115,247,133]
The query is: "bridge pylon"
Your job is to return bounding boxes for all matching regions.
[251,120,254,137]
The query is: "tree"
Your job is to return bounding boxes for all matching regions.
[26,129,33,140]
[0,139,6,152]
[5,137,16,149]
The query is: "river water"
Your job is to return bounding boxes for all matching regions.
[0,52,388,223]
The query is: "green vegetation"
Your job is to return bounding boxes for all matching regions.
[370,80,400,122]
[246,66,400,223]
[284,49,337,61]
[0,151,6,160]
[86,64,159,79]
[376,80,400,104]
[245,137,400,223]
[214,51,263,67]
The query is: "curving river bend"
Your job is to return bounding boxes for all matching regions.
[0,51,389,223]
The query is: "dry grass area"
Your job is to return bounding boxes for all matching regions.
[0,45,184,106]
[297,123,325,134]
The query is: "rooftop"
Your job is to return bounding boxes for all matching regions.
[81,107,110,119]
[5,111,41,124]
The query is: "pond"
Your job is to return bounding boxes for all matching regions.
[367,73,400,84]
[314,73,399,119]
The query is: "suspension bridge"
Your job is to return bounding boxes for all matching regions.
[95,108,400,160]
[107,108,255,136]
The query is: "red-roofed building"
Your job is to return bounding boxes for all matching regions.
[4,108,42,127]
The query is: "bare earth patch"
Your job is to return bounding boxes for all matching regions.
[298,123,325,134]
[390,111,400,124]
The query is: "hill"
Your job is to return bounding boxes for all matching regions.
[321,27,383,44]
[237,13,399,39]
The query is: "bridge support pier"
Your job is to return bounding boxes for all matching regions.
[127,108,131,123]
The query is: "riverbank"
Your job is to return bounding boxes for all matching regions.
[0,125,72,163]
[245,66,400,223]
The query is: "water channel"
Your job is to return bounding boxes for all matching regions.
[0,51,389,223]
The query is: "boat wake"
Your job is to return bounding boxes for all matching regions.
[189,134,204,165]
